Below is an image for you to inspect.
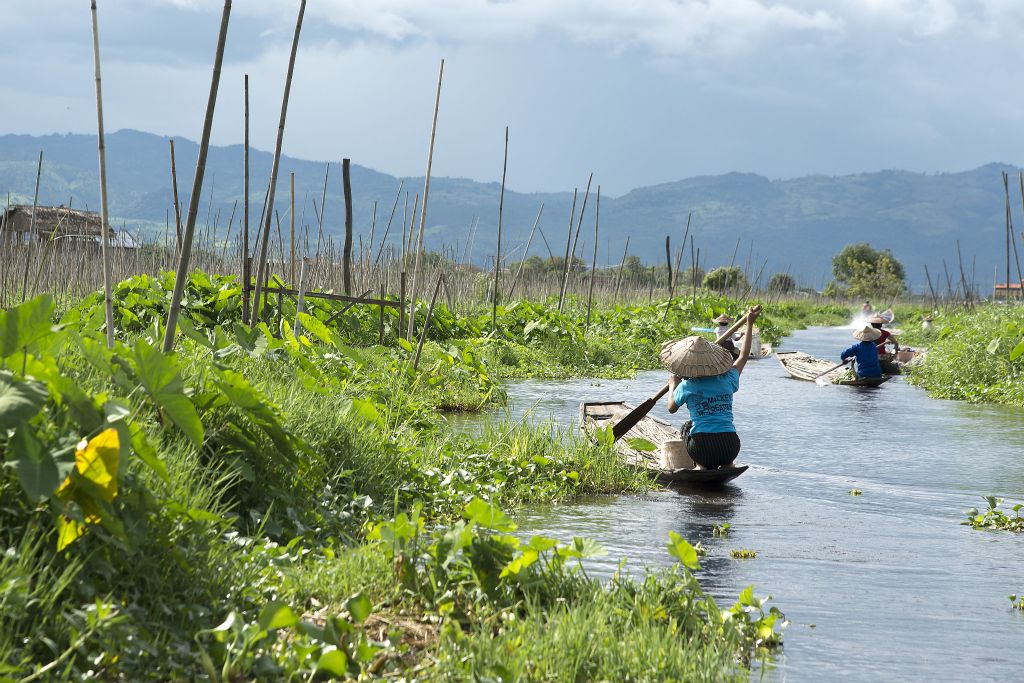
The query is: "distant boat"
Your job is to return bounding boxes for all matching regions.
[775,351,891,387]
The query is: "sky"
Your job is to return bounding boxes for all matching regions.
[2,0,1024,195]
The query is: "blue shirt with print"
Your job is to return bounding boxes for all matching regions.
[840,341,882,378]
[673,368,740,434]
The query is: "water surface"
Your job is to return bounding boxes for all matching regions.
[461,327,1024,681]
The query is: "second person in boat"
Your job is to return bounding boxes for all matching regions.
[664,305,762,470]
[840,325,883,379]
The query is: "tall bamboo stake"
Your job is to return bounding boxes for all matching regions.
[507,203,544,299]
[249,0,305,324]
[162,0,232,352]
[408,58,445,339]
[661,235,673,321]
[585,186,600,331]
[20,152,42,304]
[241,73,250,323]
[373,179,404,268]
[612,235,631,303]
[557,188,578,312]
[342,158,354,294]
[492,126,508,332]
[168,139,183,254]
[90,4,116,347]
[561,174,592,310]
[289,171,295,285]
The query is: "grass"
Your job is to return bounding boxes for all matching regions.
[902,305,1024,406]
[0,275,839,680]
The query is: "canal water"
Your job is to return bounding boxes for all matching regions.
[469,326,1024,681]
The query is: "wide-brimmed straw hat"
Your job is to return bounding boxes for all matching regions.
[712,314,733,324]
[852,325,882,341]
[660,336,733,377]
[868,314,887,325]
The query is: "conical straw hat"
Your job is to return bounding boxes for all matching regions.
[712,314,732,324]
[852,325,881,341]
[868,314,886,325]
[660,336,733,377]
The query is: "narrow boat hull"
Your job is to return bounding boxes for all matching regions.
[579,401,747,486]
[776,351,893,386]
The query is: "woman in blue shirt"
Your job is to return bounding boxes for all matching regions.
[840,325,883,378]
[664,307,761,470]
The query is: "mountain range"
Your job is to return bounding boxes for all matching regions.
[1,129,1021,291]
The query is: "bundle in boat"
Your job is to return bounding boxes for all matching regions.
[775,351,891,387]
[579,401,747,486]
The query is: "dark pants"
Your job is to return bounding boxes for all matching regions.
[682,420,740,470]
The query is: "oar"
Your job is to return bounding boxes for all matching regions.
[813,358,852,386]
[611,310,754,441]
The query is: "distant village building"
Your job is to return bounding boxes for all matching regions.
[0,205,118,246]
[993,280,1023,301]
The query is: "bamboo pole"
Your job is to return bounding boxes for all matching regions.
[169,139,183,255]
[162,0,232,352]
[557,188,578,312]
[289,172,295,285]
[89,4,116,347]
[249,0,305,324]
[20,151,42,304]
[373,179,404,269]
[585,186,600,331]
[342,158,354,294]
[293,256,308,336]
[413,272,444,371]
[507,203,544,300]
[492,126,508,332]
[612,235,630,303]
[561,174,592,310]
[408,58,445,340]
[242,74,250,323]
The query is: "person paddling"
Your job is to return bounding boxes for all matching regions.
[841,325,883,379]
[713,313,740,359]
[664,306,761,470]
[869,314,900,373]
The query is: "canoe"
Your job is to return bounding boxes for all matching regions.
[775,351,892,386]
[579,401,748,485]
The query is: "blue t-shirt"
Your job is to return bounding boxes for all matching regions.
[672,368,740,434]
[840,341,882,378]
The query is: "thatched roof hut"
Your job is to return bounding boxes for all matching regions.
[0,205,116,244]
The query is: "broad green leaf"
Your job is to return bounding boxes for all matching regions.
[627,437,658,452]
[0,371,49,430]
[0,293,55,357]
[346,593,372,623]
[57,429,120,503]
[463,497,517,532]
[128,420,168,483]
[501,549,539,577]
[1010,339,1024,361]
[666,530,700,570]
[56,515,86,552]
[132,340,203,446]
[8,424,58,502]
[297,312,336,347]
[738,585,758,607]
[344,398,381,425]
[986,338,1001,355]
[397,337,414,353]
[258,601,298,630]
[316,649,348,677]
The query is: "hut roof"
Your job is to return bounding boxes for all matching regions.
[1,205,115,239]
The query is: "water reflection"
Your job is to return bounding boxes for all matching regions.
[481,327,1024,681]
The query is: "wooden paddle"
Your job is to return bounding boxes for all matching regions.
[611,310,754,441]
[813,358,852,385]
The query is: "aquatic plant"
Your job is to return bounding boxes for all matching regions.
[849,488,863,496]
[713,522,731,537]
[964,496,1024,532]
[730,549,758,559]
[1010,594,1024,611]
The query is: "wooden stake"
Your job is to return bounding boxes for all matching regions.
[507,202,544,300]
[90,4,115,347]
[585,186,600,332]
[20,151,42,305]
[242,73,250,323]
[162,0,232,352]
[249,0,305,324]
[342,158,353,294]
[557,188,578,312]
[408,58,445,340]
[169,139,183,255]
[290,171,295,285]
[492,126,508,332]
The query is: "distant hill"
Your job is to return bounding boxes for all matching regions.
[1,129,1019,291]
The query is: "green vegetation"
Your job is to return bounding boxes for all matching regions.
[0,271,851,680]
[902,306,1024,406]
[703,266,747,292]
[730,549,758,560]
[825,243,906,300]
[849,489,863,496]
[1010,594,1024,611]
[768,273,796,294]
[964,496,1024,532]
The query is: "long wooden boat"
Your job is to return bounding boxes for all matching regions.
[579,401,748,485]
[775,351,892,386]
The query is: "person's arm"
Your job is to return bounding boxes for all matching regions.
[732,307,761,375]
[667,374,682,414]
[840,344,854,361]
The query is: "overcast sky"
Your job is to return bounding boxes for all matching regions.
[2,0,1023,194]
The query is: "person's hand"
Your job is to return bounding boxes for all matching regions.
[747,305,762,323]
[669,374,680,390]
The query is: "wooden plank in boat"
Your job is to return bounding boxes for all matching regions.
[579,401,747,486]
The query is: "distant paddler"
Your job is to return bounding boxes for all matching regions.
[861,300,874,318]
[663,306,762,470]
[922,314,934,331]
[840,325,883,379]
[869,314,900,374]
[713,313,740,359]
